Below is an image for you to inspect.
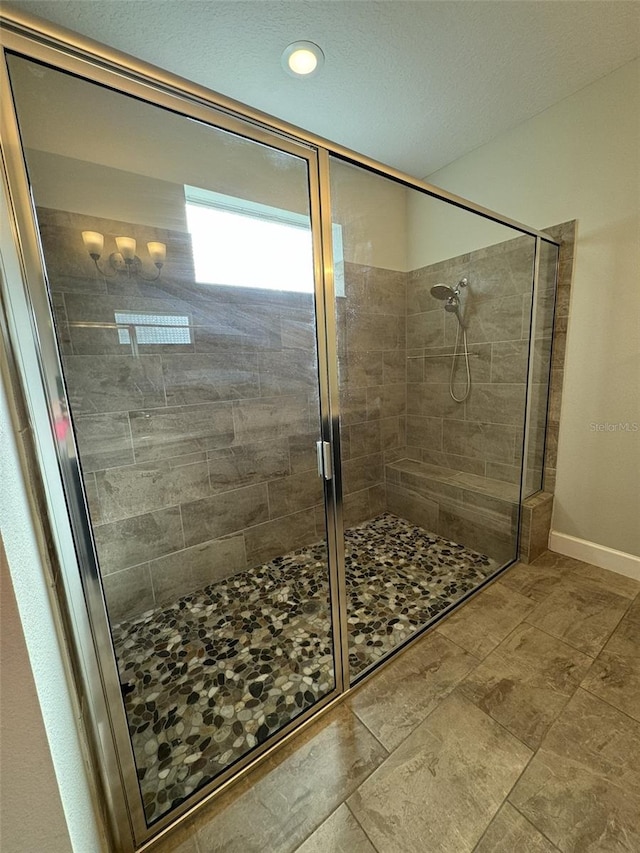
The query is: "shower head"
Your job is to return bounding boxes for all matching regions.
[430,278,468,302]
[430,283,456,301]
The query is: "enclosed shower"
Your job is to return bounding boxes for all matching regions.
[1,25,559,852]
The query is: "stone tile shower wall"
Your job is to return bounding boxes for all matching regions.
[404,236,535,482]
[336,262,407,526]
[335,236,560,563]
[39,208,324,624]
[387,236,541,561]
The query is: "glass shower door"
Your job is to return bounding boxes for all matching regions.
[328,155,537,678]
[7,55,339,829]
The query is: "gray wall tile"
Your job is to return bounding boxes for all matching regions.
[407,382,461,419]
[182,483,269,547]
[405,415,444,451]
[267,470,324,519]
[422,344,491,385]
[447,295,525,346]
[63,354,165,413]
[102,564,154,624]
[347,313,403,352]
[339,352,384,387]
[443,419,516,463]
[367,383,407,419]
[74,412,134,472]
[208,439,290,493]
[232,396,310,443]
[129,402,235,462]
[149,535,247,605]
[162,352,260,405]
[380,416,406,451]
[339,386,369,426]
[343,453,383,495]
[421,448,485,476]
[258,350,318,398]
[345,263,406,315]
[490,340,529,384]
[465,384,527,426]
[93,506,184,574]
[344,420,382,459]
[407,310,444,349]
[288,433,320,473]
[386,484,438,531]
[342,488,374,527]
[95,460,211,523]
[383,349,407,384]
[244,508,318,566]
[280,309,317,350]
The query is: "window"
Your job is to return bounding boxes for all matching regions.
[185,186,344,295]
[114,312,191,345]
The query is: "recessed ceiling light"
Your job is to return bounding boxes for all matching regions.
[282,41,324,78]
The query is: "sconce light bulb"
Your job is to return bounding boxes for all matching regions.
[82,230,104,260]
[115,236,137,261]
[147,241,166,268]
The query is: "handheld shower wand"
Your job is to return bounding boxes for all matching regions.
[429,278,471,402]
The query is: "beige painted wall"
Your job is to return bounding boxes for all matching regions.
[425,58,640,558]
[406,188,531,270]
[0,537,72,853]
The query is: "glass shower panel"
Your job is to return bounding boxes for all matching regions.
[8,56,337,825]
[524,240,559,496]
[329,156,536,677]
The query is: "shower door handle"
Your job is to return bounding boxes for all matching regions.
[316,440,333,481]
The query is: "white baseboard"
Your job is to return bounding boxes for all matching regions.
[548,530,640,582]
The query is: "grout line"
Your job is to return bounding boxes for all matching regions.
[481,723,539,830]
[178,504,186,550]
[431,628,484,662]
[508,801,561,851]
[126,411,137,464]
[579,680,640,729]
[345,800,384,852]
[470,799,510,853]
[344,704,390,757]
[520,618,598,661]
[522,583,633,661]
[454,683,537,754]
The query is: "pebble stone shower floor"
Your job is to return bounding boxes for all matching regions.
[113,512,498,823]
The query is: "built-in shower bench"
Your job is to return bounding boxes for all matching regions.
[385,458,552,564]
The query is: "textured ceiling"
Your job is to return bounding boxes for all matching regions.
[4,0,640,177]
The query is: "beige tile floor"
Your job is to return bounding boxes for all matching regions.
[150,551,640,853]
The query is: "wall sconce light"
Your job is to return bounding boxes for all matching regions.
[82,231,166,281]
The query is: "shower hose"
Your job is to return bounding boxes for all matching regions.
[450,320,471,403]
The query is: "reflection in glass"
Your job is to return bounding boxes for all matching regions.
[8,56,336,824]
